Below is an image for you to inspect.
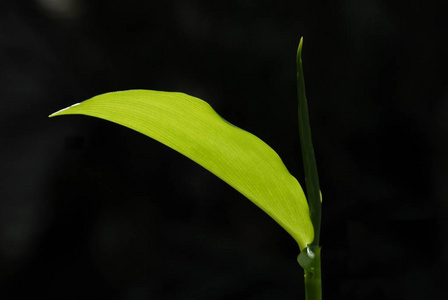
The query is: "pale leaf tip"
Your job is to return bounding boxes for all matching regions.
[48,102,81,118]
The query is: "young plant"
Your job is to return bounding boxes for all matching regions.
[50,38,322,299]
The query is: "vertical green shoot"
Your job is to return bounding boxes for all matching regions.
[297,37,322,300]
[296,37,321,246]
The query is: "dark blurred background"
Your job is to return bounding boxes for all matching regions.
[1,0,447,299]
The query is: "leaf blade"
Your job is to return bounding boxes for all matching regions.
[50,90,313,250]
[297,38,322,246]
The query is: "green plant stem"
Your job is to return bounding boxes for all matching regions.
[296,37,322,299]
[298,246,322,300]
[303,247,322,300]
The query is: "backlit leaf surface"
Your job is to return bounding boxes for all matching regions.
[50,90,313,250]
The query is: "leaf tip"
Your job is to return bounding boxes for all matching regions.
[297,36,304,64]
[48,102,81,118]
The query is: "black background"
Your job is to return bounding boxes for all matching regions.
[1,0,447,299]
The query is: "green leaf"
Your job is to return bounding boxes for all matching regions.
[50,90,313,250]
[297,37,321,246]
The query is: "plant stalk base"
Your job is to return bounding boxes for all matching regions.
[298,246,322,300]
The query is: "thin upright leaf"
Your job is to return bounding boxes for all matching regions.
[297,38,321,246]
